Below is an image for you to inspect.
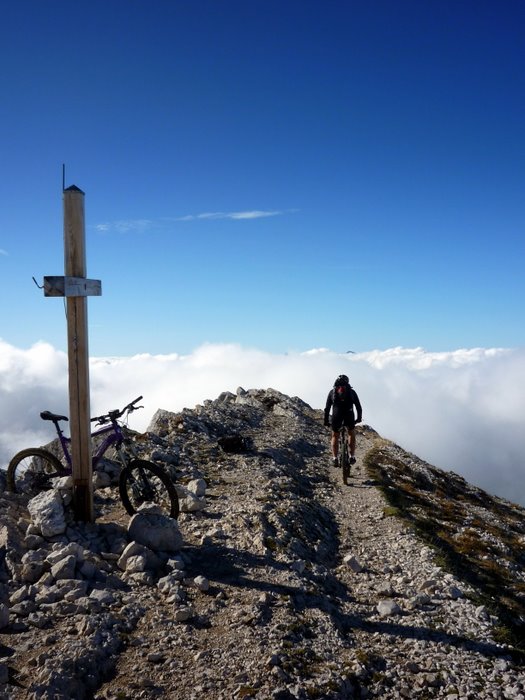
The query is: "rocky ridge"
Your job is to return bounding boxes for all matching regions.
[0,387,524,699]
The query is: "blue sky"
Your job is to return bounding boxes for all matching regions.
[1,0,524,356]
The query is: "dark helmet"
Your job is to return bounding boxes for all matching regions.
[335,374,349,386]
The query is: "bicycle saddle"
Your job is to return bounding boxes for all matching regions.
[40,410,69,422]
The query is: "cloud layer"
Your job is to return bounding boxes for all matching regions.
[1,339,524,506]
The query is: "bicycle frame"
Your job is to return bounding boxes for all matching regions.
[57,425,125,469]
[48,400,142,473]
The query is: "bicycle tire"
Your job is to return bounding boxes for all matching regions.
[342,452,350,484]
[340,431,350,485]
[119,459,179,519]
[7,448,68,497]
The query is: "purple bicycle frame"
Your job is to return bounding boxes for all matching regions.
[55,421,126,472]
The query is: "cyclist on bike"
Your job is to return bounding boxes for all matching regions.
[324,374,362,468]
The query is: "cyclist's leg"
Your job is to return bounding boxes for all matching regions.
[331,412,343,459]
[331,430,339,459]
[343,413,357,461]
[348,428,356,461]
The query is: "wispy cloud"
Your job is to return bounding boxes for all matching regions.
[95,219,154,233]
[0,249,8,256]
[176,210,283,221]
[94,209,291,232]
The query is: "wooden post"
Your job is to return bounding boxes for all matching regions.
[63,186,93,522]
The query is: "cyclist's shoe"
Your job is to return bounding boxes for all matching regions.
[332,458,338,468]
[349,456,356,465]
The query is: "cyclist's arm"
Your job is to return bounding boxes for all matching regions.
[352,390,363,422]
[324,391,333,425]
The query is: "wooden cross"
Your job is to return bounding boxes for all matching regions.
[43,185,102,522]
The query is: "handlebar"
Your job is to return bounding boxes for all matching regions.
[91,396,143,425]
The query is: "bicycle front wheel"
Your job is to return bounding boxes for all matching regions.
[7,448,68,497]
[119,459,179,519]
[341,437,350,485]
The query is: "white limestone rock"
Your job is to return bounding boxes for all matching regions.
[27,490,66,538]
[127,512,183,552]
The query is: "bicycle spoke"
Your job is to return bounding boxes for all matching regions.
[7,449,67,497]
[119,460,179,519]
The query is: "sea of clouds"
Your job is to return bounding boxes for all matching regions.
[1,339,524,506]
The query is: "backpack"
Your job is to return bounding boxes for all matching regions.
[333,378,352,405]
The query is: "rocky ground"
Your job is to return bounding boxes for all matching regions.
[0,387,524,699]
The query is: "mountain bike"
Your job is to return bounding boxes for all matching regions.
[6,396,179,519]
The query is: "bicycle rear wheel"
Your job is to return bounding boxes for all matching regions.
[7,448,68,497]
[119,459,179,519]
